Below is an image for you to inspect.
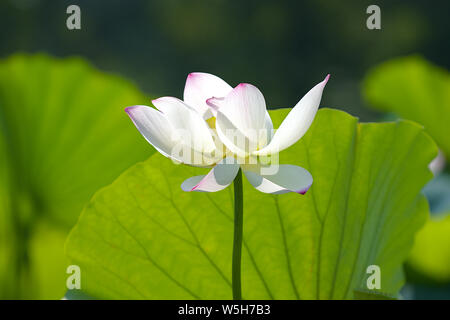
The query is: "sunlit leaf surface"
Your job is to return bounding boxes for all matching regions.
[66,108,436,299]
[364,56,450,287]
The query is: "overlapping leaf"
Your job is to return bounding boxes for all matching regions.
[0,54,153,298]
[407,214,450,283]
[364,56,450,158]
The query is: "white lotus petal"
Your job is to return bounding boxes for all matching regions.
[206,96,225,116]
[253,75,330,156]
[262,110,274,147]
[125,105,181,159]
[215,111,255,158]
[218,83,267,136]
[243,164,312,194]
[265,110,274,133]
[215,83,271,155]
[181,158,239,192]
[126,105,217,167]
[183,72,232,119]
[152,97,216,154]
[208,97,273,138]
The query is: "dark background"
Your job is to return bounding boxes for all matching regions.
[1,0,449,120]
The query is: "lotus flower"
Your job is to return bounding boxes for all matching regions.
[125,73,329,194]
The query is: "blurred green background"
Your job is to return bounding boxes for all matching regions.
[0,0,449,299]
[2,0,448,118]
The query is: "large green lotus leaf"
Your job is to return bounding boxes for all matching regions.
[0,54,153,298]
[407,213,450,283]
[0,54,153,226]
[363,56,450,158]
[65,108,436,299]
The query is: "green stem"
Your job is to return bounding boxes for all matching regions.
[232,168,243,300]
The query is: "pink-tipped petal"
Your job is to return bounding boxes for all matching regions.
[218,83,267,135]
[215,83,271,156]
[126,105,218,167]
[181,158,239,192]
[243,164,312,194]
[183,72,232,119]
[151,96,216,154]
[205,96,225,116]
[253,75,330,156]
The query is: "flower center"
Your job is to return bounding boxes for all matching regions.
[206,116,216,129]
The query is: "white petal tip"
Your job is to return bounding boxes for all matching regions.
[206,96,224,111]
[124,106,136,113]
[187,182,201,192]
[187,72,199,78]
[205,97,214,107]
[323,74,331,85]
[125,105,147,116]
[181,186,196,192]
[180,178,199,192]
[236,83,255,90]
[186,72,214,82]
[296,185,311,195]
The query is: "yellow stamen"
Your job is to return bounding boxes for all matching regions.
[206,116,216,129]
